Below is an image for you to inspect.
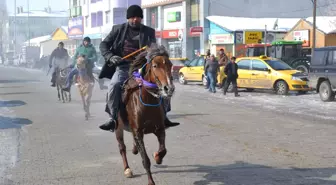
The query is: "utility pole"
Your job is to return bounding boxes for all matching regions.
[264,25,267,56]
[27,0,30,46]
[14,0,16,56]
[312,0,317,59]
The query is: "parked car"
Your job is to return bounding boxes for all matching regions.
[235,55,311,95]
[178,55,226,87]
[308,47,336,101]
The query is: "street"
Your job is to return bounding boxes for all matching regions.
[0,66,336,185]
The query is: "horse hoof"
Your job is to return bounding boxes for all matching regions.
[153,152,162,165]
[132,148,138,155]
[124,168,133,178]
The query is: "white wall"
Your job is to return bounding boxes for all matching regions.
[162,3,183,30]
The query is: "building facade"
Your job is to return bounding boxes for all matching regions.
[7,10,68,53]
[142,0,208,59]
[79,0,141,49]
[284,17,336,55]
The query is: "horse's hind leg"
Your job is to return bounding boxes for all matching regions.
[61,89,65,103]
[116,126,133,178]
[134,133,155,185]
[153,130,167,165]
[132,140,138,155]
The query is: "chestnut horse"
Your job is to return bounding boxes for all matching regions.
[115,44,175,185]
[76,56,95,120]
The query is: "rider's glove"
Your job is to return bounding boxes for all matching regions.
[109,56,123,66]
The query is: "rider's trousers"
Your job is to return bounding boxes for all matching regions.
[65,68,78,89]
[107,64,130,120]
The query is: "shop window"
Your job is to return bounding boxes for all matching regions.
[149,7,158,29]
[91,13,96,27]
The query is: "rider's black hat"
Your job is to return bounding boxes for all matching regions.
[127,5,143,19]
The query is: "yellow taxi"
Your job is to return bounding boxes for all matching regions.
[235,55,311,95]
[178,55,226,86]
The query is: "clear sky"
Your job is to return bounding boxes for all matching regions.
[6,0,69,13]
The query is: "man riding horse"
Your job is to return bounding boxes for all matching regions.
[62,37,97,92]
[98,4,180,132]
[49,42,69,87]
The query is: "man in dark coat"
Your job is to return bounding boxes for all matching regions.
[98,5,180,132]
[223,56,240,97]
[49,42,69,87]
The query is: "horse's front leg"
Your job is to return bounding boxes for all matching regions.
[85,85,93,116]
[154,129,167,165]
[56,85,61,101]
[68,91,71,102]
[134,133,155,185]
[115,124,133,178]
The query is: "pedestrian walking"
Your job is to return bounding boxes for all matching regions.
[205,54,219,93]
[223,56,240,97]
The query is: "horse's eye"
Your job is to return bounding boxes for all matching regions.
[153,64,157,68]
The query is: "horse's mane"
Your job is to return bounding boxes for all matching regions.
[129,43,169,75]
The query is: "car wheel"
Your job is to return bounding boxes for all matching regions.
[179,73,187,85]
[275,80,289,95]
[319,80,335,102]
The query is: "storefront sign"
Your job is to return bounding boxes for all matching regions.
[211,34,234,44]
[167,11,181,22]
[244,31,262,44]
[162,29,180,39]
[293,30,310,47]
[189,26,203,37]
[68,16,84,39]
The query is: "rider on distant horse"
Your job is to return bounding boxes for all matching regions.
[62,37,97,92]
[49,42,69,87]
[98,5,180,132]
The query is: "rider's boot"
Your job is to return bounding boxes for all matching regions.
[164,117,180,128]
[99,119,116,132]
[51,72,56,87]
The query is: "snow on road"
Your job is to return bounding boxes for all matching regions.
[175,83,336,121]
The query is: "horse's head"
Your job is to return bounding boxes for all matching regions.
[144,44,175,98]
[76,55,86,69]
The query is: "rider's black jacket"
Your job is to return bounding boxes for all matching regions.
[99,23,156,79]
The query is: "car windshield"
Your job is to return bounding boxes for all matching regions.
[264,59,293,70]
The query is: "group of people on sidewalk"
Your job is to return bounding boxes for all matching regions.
[204,49,240,97]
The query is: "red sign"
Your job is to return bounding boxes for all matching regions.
[161,29,179,39]
[190,27,203,33]
[155,31,161,38]
[189,26,203,37]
